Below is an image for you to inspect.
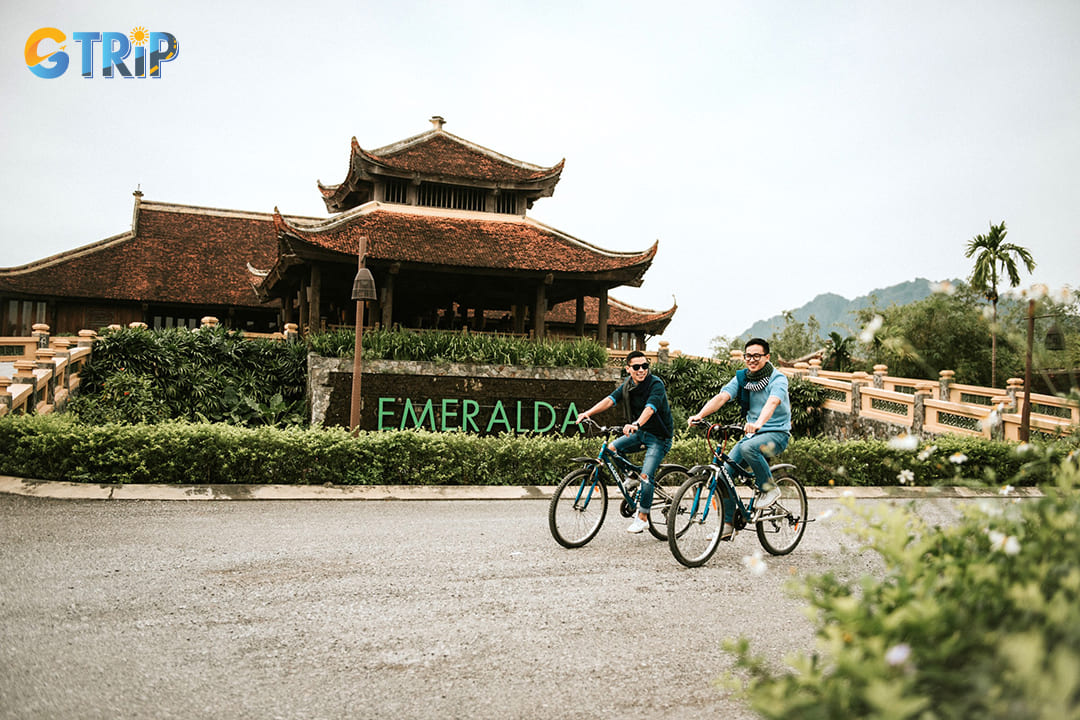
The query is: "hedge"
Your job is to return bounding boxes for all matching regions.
[1,414,1070,487]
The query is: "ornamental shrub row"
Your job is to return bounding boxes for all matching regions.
[0,414,1069,487]
[724,459,1080,719]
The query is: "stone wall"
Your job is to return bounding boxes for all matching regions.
[308,355,625,433]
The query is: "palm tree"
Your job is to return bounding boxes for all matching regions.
[825,331,854,371]
[965,221,1036,386]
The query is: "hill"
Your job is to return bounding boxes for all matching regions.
[738,278,958,341]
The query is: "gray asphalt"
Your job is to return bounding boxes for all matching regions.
[0,490,1011,720]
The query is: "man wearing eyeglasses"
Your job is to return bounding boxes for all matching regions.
[576,350,674,534]
[687,338,791,540]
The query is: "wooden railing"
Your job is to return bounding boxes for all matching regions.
[1,325,95,417]
[780,358,1077,440]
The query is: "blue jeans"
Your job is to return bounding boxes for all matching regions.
[608,429,672,514]
[724,431,790,523]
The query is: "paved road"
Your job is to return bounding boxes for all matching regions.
[0,493,983,720]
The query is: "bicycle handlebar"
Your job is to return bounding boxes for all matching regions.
[578,416,623,435]
[688,419,746,437]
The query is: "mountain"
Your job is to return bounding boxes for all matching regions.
[738,278,958,341]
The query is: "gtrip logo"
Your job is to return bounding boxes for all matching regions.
[26,27,179,79]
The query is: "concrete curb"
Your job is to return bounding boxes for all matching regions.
[0,475,1043,502]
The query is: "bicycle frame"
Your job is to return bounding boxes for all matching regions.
[572,422,643,509]
[687,423,796,529]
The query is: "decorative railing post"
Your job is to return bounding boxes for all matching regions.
[0,376,12,413]
[729,349,744,363]
[1005,377,1024,411]
[873,364,888,389]
[128,322,148,329]
[77,330,97,348]
[939,370,955,401]
[913,382,936,434]
[284,323,299,343]
[35,348,57,409]
[850,371,870,418]
[13,360,37,411]
[791,361,809,379]
[201,316,220,329]
[807,358,821,377]
[657,340,670,364]
[50,339,72,388]
[32,323,50,349]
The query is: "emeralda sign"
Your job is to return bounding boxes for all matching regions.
[308,355,624,435]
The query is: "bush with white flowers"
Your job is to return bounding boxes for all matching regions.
[723,458,1080,719]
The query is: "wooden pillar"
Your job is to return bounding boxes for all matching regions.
[574,295,585,337]
[597,290,609,347]
[380,270,396,328]
[298,284,309,334]
[533,278,549,340]
[309,265,322,332]
[512,304,525,334]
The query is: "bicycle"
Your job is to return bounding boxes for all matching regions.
[667,420,808,568]
[548,418,691,548]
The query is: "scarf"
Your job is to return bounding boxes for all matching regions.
[743,361,774,392]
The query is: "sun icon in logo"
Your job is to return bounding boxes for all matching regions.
[129,26,149,46]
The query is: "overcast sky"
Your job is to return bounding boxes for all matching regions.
[3,0,1078,356]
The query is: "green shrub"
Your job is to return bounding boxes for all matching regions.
[71,325,308,427]
[307,327,608,367]
[724,457,1080,719]
[1,413,1071,488]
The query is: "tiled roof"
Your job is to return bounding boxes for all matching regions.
[0,201,304,308]
[318,129,564,203]
[273,203,656,275]
[368,131,564,183]
[546,296,677,329]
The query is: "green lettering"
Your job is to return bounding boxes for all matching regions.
[462,399,480,432]
[486,400,512,434]
[401,398,436,431]
[534,401,556,433]
[515,400,528,433]
[562,402,583,434]
[378,397,396,431]
[441,398,460,432]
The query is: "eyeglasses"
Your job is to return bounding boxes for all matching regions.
[743,353,766,362]
[629,362,650,371]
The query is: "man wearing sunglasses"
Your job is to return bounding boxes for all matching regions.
[687,338,791,540]
[576,350,674,534]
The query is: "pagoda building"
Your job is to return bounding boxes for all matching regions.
[0,117,674,349]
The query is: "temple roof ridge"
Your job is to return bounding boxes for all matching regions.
[370,127,563,176]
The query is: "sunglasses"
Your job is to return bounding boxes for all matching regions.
[629,362,650,371]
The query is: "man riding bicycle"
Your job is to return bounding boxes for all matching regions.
[687,338,791,540]
[576,350,674,534]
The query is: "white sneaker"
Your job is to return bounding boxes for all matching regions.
[626,517,648,534]
[705,523,735,542]
[757,487,781,508]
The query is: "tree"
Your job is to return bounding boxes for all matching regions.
[965,221,1036,386]
[824,331,855,372]
[767,311,823,363]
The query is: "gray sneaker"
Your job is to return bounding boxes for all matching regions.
[757,486,781,509]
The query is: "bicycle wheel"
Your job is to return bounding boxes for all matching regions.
[549,467,609,548]
[755,475,807,556]
[647,465,690,541]
[667,474,723,568]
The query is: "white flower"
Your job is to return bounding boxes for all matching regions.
[885,643,912,666]
[988,530,1021,555]
[859,315,884,344]
[917,445,937,461]
[888,435,919,451]
[897,469,915,485]
[741,550,767,576]
[930,281,956,296]
[976,500,1004,517]
[818,508,837,521]
[949,452,968,465]
[1030,284,1049,300]
[981,305,995,320]
[1055,285,1074,304]
[1017,443,1033,455]
[841,489,855,498]
[999,485,1015,496]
